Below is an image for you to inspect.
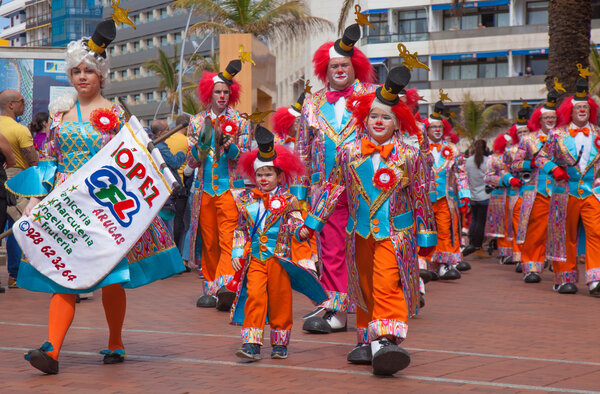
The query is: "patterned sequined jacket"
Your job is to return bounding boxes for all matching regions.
[336,136,437,318]
[483,152,511,238]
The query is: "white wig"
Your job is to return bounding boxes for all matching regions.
[65,38,110,88]
[48,91,78,114]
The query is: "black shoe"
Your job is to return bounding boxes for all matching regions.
[419,269,432,284]
[554,283,578,294]
[461,244,478,257]
[0,285,5,293]
[523,272,541,283]
[236,343,261,361]
[271,345,288,359]
[25,343,59,374]
[302,307,325,320]
[589,282,600,297]
[501,256,514,265]
[196,294,217,308]
[303,315,331,333]
[419,294,425,309]
[439,265,461,280]
[100,349,125,364]
[347,343,372,365]
[456,261,471,271]
[515,262,522,273]
[216,286,236,311]
[371,339,411,376]
[429,270,440,281]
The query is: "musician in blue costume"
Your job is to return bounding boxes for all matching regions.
[6,19,184,374]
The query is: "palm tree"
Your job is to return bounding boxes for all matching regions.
[547,1,591,93]
[451,94,511,147]
[173,0,333,40]
[182,92,203,115]
[145,46,198,116]
[589,44,600,95]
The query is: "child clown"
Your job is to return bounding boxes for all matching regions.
[230,126,327,361]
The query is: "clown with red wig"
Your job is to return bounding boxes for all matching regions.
[501,108,531,272]
[536,76,600,296]
[422,100,470,280]
[272,92,305,150]
[398,88,434,170]
[510,90,558,283]
[186,59,252,311]
[297,23,377,334]
[230,126,327,361]
[330,65,436,375]
[484,132,520,264]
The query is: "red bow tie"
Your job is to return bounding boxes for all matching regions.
[430,143,442,151]
[361,138,394,159]
[252,189,270,207]
[284,136,295,144]
[539,135,547,143]
[569,127,590,137]
[326,86,353,104]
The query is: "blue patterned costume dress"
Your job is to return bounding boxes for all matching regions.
[8,103,184,293]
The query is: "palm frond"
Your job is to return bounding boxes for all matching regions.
[337,0,355,35]
[589,44,600,95]
[172,0,230,20]
[189,21,237,35]
[251,2,334,39]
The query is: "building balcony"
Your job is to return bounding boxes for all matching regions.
[361,32,429,45]
[26,14,51,29]
[429,24,548,41]
[429,75,545,90]
[0,0,26,17]
[0,22,26,39]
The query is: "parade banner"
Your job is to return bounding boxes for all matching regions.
[13,116,177,290]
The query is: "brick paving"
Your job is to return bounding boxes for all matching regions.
[1,253,599,393]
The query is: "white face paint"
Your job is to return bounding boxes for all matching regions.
[540,112,556,131]
[517,126,529,138]
[427,120,444,142]
[572,102,590,126]
[367,108,396,144]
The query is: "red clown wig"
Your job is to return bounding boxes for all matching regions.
[197,71,241,108]
[507,124,519,144]
[556,96,599,127]
[313,42,375,85]
[527,106,544,132]
[237,145,305,185]
[404,88,420,114]
[348,92,420,141]
[272,107,297,139]
[493,133,511,154]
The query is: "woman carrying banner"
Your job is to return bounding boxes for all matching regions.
[6,18,184,374]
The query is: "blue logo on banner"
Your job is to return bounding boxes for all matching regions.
[86,166,140,227]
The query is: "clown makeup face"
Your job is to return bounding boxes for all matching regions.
[540,112,556,132]
[517,126,529,138]
[255,166,283,193]
[572,101,590,127]
[427,120,444,143]
[211,82,230,114]
[367,107,396,144]
[327,57,355,91]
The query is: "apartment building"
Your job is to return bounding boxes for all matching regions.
[101,0,211,123]
[0,0,27,46]
[273,0,600,118]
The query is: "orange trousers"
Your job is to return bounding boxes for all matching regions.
[554,196,600,284]
[199,191,237,283]
[425,198,461,266]
[355,235,407,343]
[46,284,126,360]
[242,257,293,345]
[511,197,523,262]
[521,195,549,273]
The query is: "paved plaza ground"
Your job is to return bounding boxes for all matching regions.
[1,253,599,393]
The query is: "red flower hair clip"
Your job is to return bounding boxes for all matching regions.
[595,135,600,150]
[373,168,397,191]
[441,146,453,159]
[90,108,119,132]
[219,116,238,136]
[268,195,288,215]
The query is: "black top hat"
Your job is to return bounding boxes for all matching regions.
[375,66,411,106]
[333,23,361,57]
[217,59,242,85]
[87,19,116,58]
[255,126,276,162]
[430,101,445,121]
[543,90,558,110]
[516,107,530,126]
[290,92,305,116]
[573,77,589,102]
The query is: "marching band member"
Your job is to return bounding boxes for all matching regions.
[8,19,184,374]
[536,76,600,296]
[296,23,376,333]
[511,91,558,283]
[187,60,252,311]
[272,93,305,150]
[230,126,326,361]
[336,65,436,375]
[422,101,470,280]
[484,133,521,264]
